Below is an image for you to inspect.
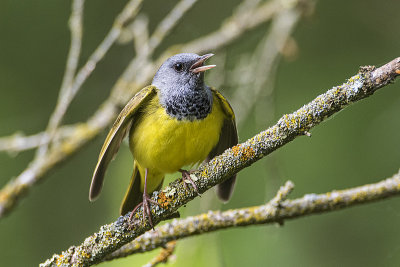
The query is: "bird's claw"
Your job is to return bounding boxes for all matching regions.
[129,192,160,229]
[179,169,200,196]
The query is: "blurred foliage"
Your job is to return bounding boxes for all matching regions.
[0,0,400,266]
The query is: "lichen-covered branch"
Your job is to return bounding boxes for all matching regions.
[107,182,293,260]
[40,57,400,267]
[104,169,400,261]
[0,0,306,220]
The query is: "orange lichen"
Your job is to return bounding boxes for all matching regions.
[231,144,255,161]
[157,192,173,209]
[55,254,64,266]
[240,146,255,161]
[232,144,241,156]
[53,252,76,266]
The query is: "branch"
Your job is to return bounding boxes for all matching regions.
[0,0,306,220]
[40,57,400,267]
[147,0,198,53]
[0,110,115,217]
[0,126,78,154]
[104,169,400,261]
[142,241,177,267]
[35,0,84,158]
[106,182,293,261]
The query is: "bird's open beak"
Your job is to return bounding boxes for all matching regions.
[190,53,216,74]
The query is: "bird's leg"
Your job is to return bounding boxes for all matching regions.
[179,169,200,195]
[129,168,159,228]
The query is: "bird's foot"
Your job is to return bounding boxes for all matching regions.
[179,169,200,196]
[129,191,159,228]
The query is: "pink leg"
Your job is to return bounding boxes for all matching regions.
[129,168,159,228]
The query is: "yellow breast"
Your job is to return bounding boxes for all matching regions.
[129,93,225,175]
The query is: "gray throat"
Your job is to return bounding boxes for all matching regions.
[160,87,213,121]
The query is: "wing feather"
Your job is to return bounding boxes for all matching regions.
[89,86,157,201]
[208,88,238,202]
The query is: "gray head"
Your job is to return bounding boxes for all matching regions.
[152,53,215,93]
[152,53,216,120]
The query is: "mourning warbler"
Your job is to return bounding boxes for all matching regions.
[89,53,238,225]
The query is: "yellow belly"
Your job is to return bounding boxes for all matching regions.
[129,94,225,191]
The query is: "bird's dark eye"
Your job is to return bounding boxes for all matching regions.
[173,63,183,72]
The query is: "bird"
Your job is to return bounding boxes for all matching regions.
[89,53,238,226]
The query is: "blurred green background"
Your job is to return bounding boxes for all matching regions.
[1,0,400,266]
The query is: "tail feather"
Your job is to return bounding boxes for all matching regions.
[120,163,142,216]
[216,175,236,202]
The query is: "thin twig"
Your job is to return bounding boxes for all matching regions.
[68,0,143,100]
[36,0,85,157]
[39,57,400,267]
[118,0,199,88]
[142,241,177,267]
[60,0,84,98]
[148,0,198,52]
[0,126,75,153]
[232,6,301,124]
[174,0,290,54]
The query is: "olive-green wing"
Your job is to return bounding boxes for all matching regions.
[89,86,157,201]
[208,88,238,202]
